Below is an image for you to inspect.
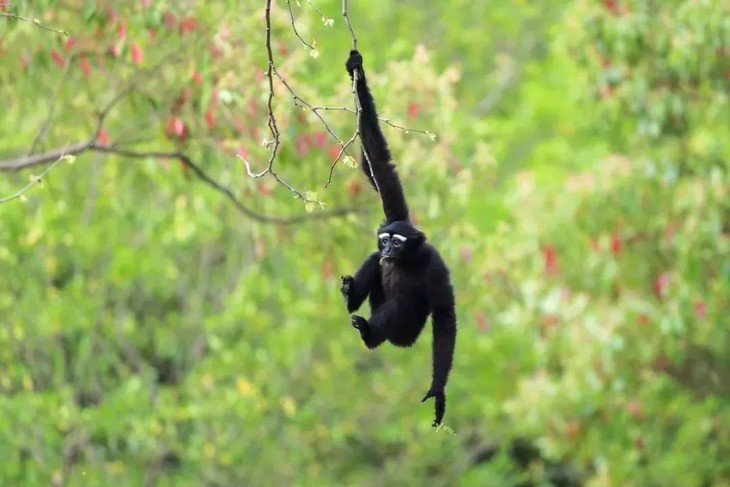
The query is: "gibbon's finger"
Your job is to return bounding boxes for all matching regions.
[350,49,359,56]
[421,391,435,402]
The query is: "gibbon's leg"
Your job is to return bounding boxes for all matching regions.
[340,252,380,313]
[351,300,408,349]
[421,303,457,427]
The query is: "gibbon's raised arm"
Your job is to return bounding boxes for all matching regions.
[346,50,410,224]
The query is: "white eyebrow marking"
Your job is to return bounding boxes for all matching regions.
[392,234,407,242]
[378,233,390,239]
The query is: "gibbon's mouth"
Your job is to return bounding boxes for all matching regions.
[379,255,394,265]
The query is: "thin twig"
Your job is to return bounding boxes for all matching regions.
[0,12,69,36]
[243,0,311,201]
[341,0,357,51]
[324,131,358,188]
[0,149,71,204]
[305,0,329,20]
[313,105,435,138]
[285,0,315,50]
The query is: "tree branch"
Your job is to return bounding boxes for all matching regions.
[285,0,315,50]
[0,141,362,223]
[0,149,72,204]
[0,12,69,36]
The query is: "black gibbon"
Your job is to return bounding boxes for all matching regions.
[339,49,457,427]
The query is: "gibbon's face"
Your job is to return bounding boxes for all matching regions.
[377,231,408,264]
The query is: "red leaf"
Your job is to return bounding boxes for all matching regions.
[459,246,472,262]
[328,144,341,161]
[179,17,197,35]
[165,116,188,142]
[163,11,176,30]
[233,117,246,135]
[97,128,109,145]
[474,312,489,333]
[63,36,76,51]
[192,70,203,85]
[148,28,157,40]
[210,44,224,59]
[108,43,121,58]
[295,133,311,157]
[50,49,65,68]
[694,300,706,318]
[312,131,327,149]
[347,180,361,195]
[205,110,215,130]
[117,19,127,40]
[106,7,117,24]
[79,58,91,78]
[19,53,29,71]
[407,101,419,118]
[257,182,273,196]
[543,244,559,276]
[652,272,670,299]
[130,43,143,65]
[610,233,622,254]
[235,146,249,160]
[278,41,289,57]
[626,400,643,419]
[322,260,332,280]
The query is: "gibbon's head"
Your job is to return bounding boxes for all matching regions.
[376,220,426,265]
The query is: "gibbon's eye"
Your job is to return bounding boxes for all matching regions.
[392,239,401,248]
[380,237,389,246]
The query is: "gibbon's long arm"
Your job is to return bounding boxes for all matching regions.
[422,253,457,426]
[346,50,410,224]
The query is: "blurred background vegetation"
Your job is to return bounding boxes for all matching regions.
[1,0,729,485]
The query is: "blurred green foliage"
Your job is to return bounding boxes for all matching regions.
[1,0,729,485]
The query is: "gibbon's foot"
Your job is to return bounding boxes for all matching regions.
[340,275,354,300]
[351,315,369,335]
[346,49,363,77]
[421,388,446,427]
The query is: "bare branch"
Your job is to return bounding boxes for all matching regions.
[341,0,357,51]
[285,0,315,50]
[92,145,362,224]
[305,0,329,21]
[242,0,310,201]
[324,131,358,188]
[0,12,69,36]
[0,142,91,171]
[0,141,362,223]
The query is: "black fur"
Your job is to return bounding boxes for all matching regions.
[341,50,457,427]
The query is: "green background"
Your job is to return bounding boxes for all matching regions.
[1,0,729,485]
